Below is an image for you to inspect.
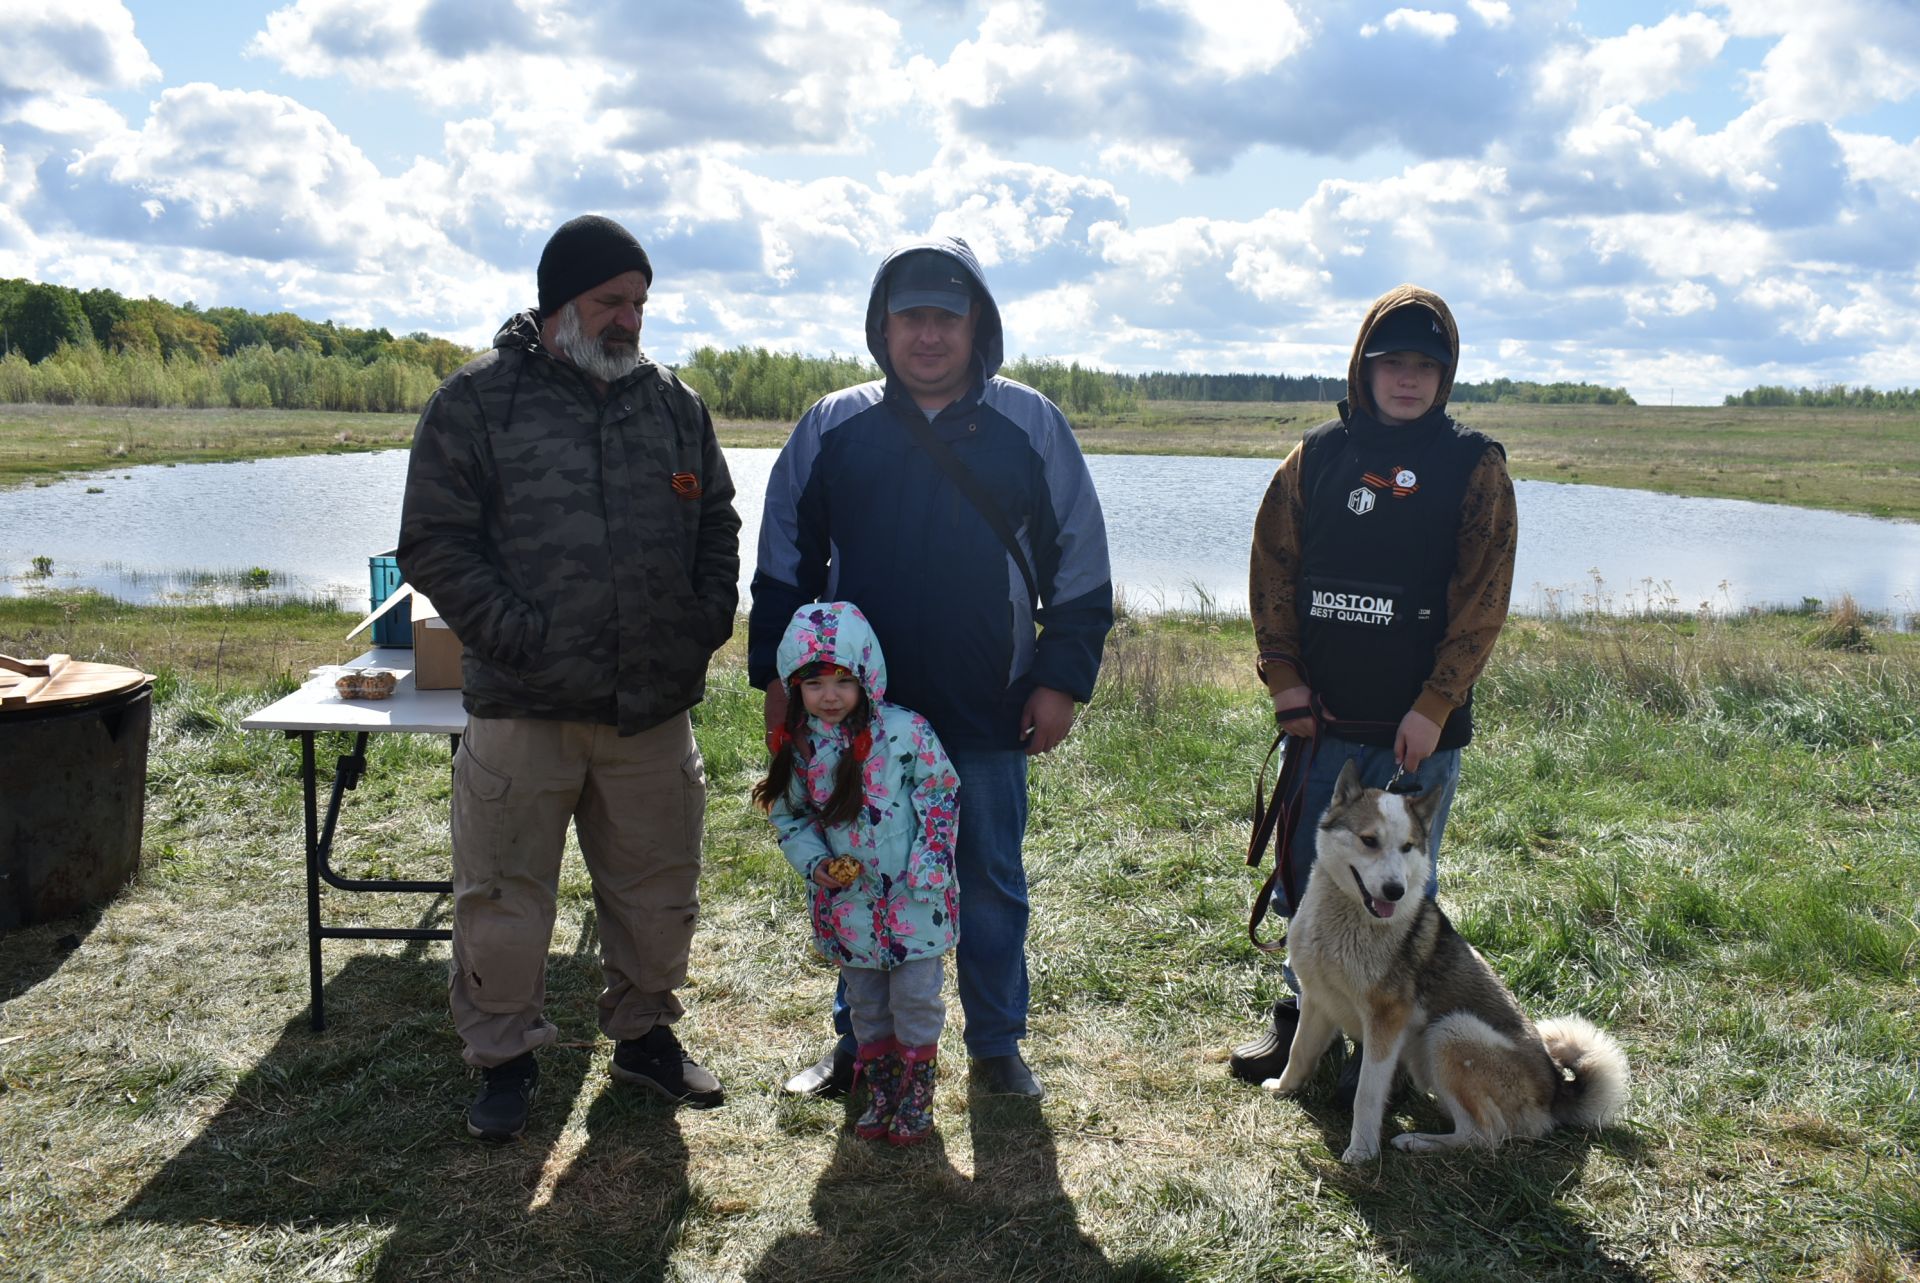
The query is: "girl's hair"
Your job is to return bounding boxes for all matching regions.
[751,664,872,829]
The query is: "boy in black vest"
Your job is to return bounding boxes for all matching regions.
[1228,284,1518,1086]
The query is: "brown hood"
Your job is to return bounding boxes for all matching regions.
[1346,284,1460,420]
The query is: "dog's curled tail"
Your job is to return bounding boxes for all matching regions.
[1539,1015,1630,1130]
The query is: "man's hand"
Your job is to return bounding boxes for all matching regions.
[1020,686,1076,755]
[764,680,789,737]
[1394,709,1443,773]
[1272,685,1316,738]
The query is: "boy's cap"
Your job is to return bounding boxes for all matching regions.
[1363,304,1452,364]
[886,250,974,316]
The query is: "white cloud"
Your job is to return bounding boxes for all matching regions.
[0,0,158,96]
[2,3,1917,404]
[1539,13,1728,111]
[1712,0,1920,120]
[1157,0,1308,78]
[1362,9,1461,41]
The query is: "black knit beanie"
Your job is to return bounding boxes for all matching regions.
[536,215,653,315]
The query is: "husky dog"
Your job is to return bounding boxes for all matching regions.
[1264,760,1629,1163]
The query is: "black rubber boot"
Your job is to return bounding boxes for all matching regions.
[782,1041,855,1099]
[1228,998,1299,1083]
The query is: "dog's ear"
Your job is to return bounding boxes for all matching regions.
[1331,758,1366,809]
[1406,784,1444,843]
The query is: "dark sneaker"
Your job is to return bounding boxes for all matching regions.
[1228,998,1300,1083]
[467,1052,538,1142]
[970,1053,1044,1100]
[782,1042,855,1099]
[612,1025,724,1108]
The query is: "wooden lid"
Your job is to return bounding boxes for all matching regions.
[0,653,154,711]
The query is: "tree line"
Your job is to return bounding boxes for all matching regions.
[0,278,475,413]
[1722,384,1920,410]
[8,276,1908,420]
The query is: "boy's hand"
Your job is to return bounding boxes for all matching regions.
[1272,685,1316,738]
[1020,686,1076,755]
[1394,709,1442,773]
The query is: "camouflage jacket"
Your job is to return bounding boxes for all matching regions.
[397,312,740,734]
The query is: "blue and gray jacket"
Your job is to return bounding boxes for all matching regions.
[747,236,1114,751]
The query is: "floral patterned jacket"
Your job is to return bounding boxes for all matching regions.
[771,601,960,970]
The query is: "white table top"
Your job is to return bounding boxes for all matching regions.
[241,648,468,735]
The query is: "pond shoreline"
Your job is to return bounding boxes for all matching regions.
[3,400,1918,521]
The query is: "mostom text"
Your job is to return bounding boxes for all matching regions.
[1309,590,1395,626]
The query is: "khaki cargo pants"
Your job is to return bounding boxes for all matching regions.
[449,712,706,1068]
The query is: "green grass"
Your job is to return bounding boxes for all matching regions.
[5,399,1918,520]
[1,597,1916,1281]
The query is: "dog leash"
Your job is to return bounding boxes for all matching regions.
[1243,675,1406,953]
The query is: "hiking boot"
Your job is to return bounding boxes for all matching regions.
[970,1053,1044,1100]
[466,1052,538,1142]
[782,1041,855,1099]
[611,1025,725,1108]
[852,1037,905,1141]
[1228,998,1300,1083]
[889,1046,939,1146]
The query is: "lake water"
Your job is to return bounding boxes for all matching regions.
[2,448,1916,620]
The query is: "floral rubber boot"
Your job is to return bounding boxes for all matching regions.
[887,1045,938,1147]
[852,1037,904,1141]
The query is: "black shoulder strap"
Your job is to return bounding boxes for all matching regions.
[897,410,1041,612]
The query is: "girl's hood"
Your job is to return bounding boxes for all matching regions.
[775,601,888,704]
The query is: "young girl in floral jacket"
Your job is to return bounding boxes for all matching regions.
[754,601,960,1145]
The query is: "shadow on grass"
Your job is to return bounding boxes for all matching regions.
[743,1088,1130,1283]
[111,948,693,1282]
[1286,1068,1656,1283]
[0,905,101,1009]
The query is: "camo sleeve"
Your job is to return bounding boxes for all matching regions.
[1249,442,1307,696]
[1415,446,1518,722]
[396,380,545,668]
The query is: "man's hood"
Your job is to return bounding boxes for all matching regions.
[1346,284,1460,420]
[775,601,888,705]
[864,236,1004,384]
[494,310,543,353]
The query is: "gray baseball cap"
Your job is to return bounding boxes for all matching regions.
[886,250,974,315]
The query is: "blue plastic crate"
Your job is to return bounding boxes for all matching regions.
[368,550,412,648]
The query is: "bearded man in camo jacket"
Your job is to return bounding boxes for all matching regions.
[398,214,740,1142]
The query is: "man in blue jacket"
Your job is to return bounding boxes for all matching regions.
[750,236,1114,1100]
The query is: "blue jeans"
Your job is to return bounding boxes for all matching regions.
[1271,734,1462,918]
[831,746,1030,1059]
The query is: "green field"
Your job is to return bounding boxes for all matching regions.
[1,596,1915,1282]
[5,399,1918,520]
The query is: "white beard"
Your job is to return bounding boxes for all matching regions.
[551,301,641,383]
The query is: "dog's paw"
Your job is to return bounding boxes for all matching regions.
[1262,1069,1308,1096]
[1339,1140,1381,1164]
[1390,1132,1438,1153]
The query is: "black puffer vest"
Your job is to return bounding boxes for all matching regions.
[1296,404,1500,749]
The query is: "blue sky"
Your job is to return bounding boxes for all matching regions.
[3,0,1917,404]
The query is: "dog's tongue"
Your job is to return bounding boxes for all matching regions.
[1370,895,1397,920]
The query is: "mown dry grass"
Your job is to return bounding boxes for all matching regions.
[0,597,1915,1282]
